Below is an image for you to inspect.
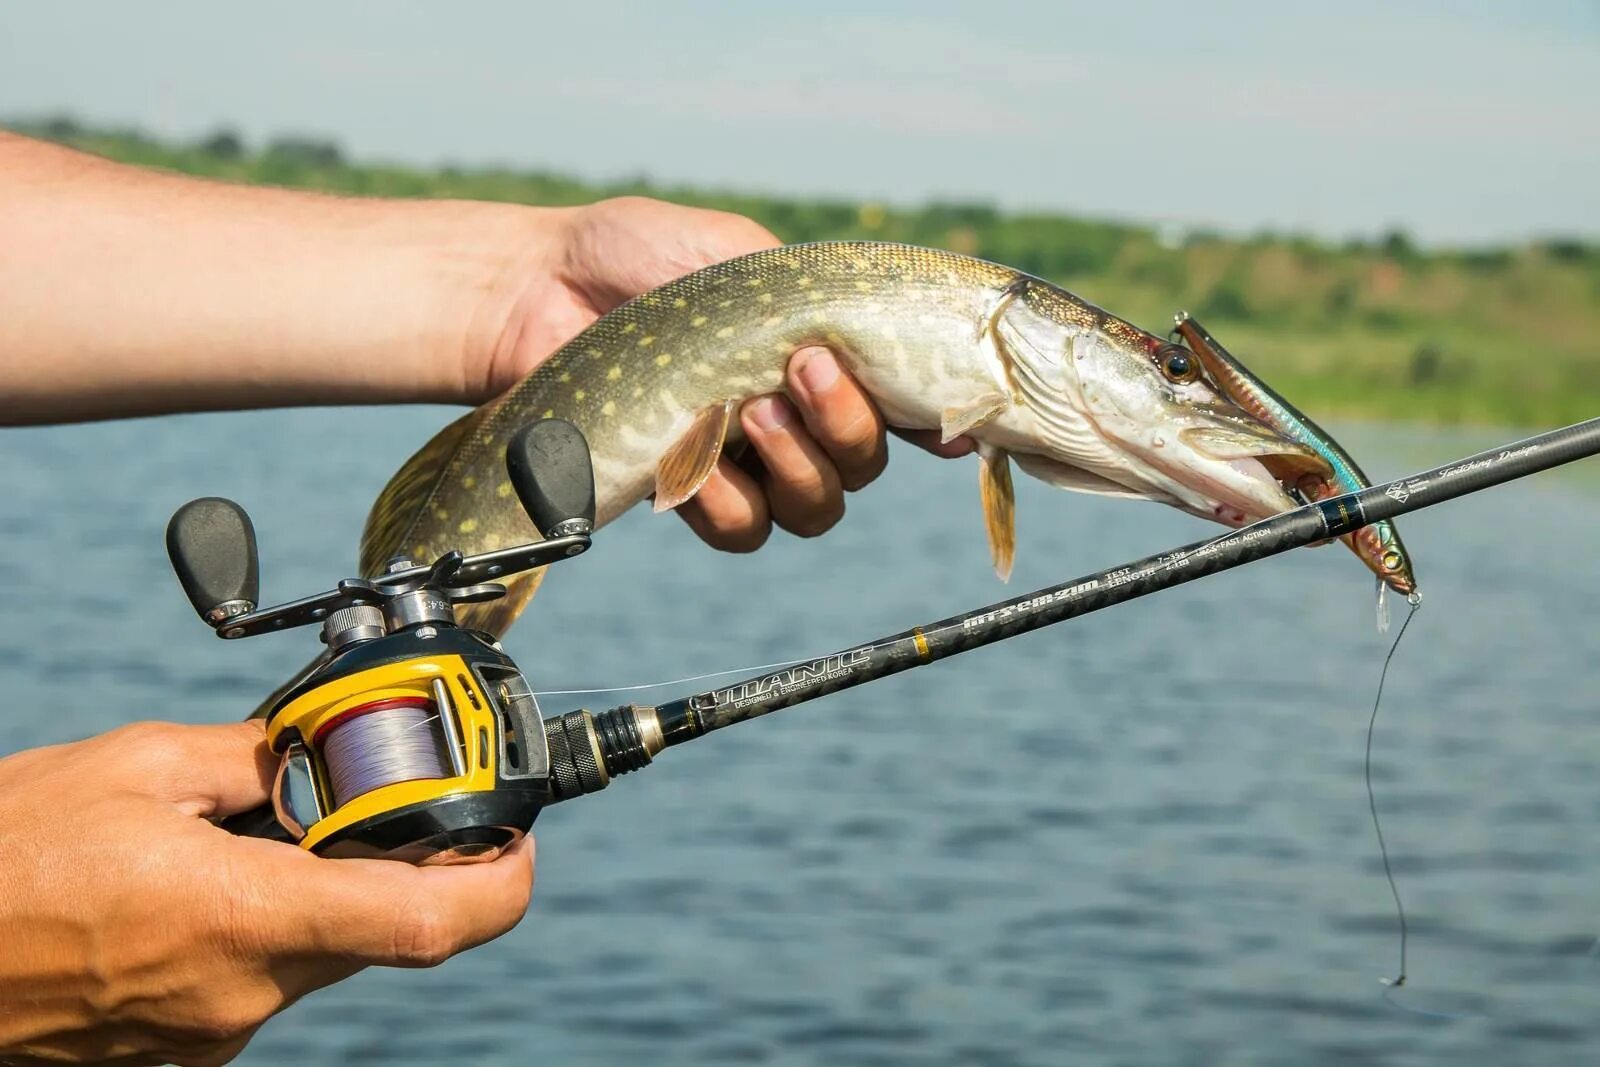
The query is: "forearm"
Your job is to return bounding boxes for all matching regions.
[0,130,551,424]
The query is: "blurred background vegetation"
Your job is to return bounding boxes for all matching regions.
[19,116,1599,428]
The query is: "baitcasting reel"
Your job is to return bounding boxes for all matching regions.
[166,419,662,865]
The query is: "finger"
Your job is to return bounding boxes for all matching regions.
[108,720,276,819]
[261,835,536,973]
[786,348,887,492]
[676,456,771,553]
[741,395,845,538]
[891,426,977,459]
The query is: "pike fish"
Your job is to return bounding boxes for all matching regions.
[364,242,1332,637]
[1171,312,1419,625]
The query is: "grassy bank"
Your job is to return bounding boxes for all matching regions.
[16,118,1599,427]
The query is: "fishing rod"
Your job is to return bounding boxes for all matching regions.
[557,415,1600,796]
[173,416,1600,862]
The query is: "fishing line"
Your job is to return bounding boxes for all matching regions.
[535,505,1356,701]
[1356,591,1491,1023]
[535,644,894,698]
[535,522,1265,700]
[535,659,816,697]
[1367,591,1582,1024]
[528,418,1599,1024]
[1367,592,1418,989]
[1361,592,1488,1021]
[323,704,448,807]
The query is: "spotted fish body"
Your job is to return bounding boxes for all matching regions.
[364,243,1325,637]
[415,244,1015,538]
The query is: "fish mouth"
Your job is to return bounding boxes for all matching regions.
[1167,424,1336,526]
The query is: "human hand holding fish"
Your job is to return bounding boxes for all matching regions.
[0,132,964,555]
[471,195,975,550]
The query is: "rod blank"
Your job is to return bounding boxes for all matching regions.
[650,417,1600,741]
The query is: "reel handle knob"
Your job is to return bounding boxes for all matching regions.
[507,418,596,537]
[166,497,260,625]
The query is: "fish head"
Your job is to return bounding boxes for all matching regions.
[1069,329,1333,526]
[995,288,1332,526]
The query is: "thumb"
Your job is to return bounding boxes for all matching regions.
[570,198,779,309]
[251,834,537,972]
[108,719,277,819]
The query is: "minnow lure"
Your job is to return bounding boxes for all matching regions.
[1172,312,1419,629]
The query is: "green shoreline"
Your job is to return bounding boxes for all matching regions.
[16,119,1599,428]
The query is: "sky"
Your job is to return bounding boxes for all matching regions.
[1,1,1596,245]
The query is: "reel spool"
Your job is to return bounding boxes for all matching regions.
[166,418,629,865]
[319,696,450,810]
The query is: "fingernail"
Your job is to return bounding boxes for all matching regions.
[748,396,791,432]
[797,350,840,395]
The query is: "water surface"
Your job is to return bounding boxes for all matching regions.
[4,410,1598,1065]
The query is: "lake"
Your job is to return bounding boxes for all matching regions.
[4,408,1598,1066]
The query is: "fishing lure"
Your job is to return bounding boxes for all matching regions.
[1171,313,1420,630]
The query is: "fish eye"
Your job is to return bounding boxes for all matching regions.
[1156,344,1201,384]
[1381,549,1403,571]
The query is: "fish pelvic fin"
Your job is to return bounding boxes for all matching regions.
[456,567,546,638]
[979,443,1016,582]
[654,399,735,512]
[359,409,482,578]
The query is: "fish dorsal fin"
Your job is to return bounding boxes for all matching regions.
[654,399,735,512]
[360,409,483,577]
[941,392,1010,443]
[979,443,1016,582]
[1010,452,1154,500]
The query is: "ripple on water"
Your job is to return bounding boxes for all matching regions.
[1359,848,1577,877]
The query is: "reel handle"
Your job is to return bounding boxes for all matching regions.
[166,497,259,625]
[507,418,596,536]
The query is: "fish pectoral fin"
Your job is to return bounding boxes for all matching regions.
[978,443,1016,583]
[941,392,1010,443]
[1010,452,1154,500]
[974,276,1027,400]
[654,399,735,512]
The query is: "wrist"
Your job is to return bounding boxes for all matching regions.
[386,199,569,407]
